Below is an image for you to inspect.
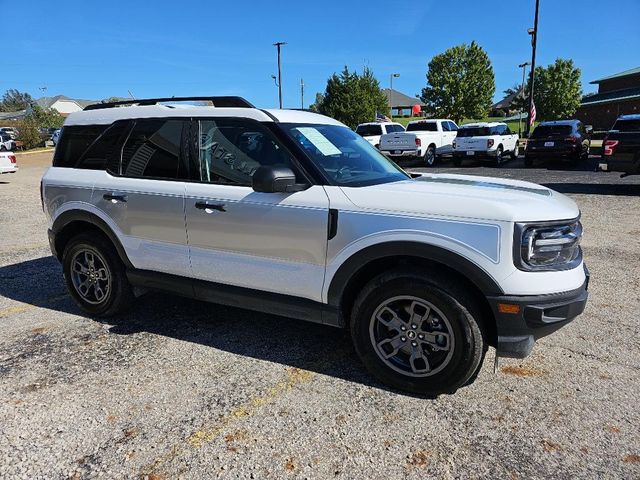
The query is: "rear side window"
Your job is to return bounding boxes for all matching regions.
[53,125,108,168]
[407,122,437,132]
[612,119,640,132]
[121,119,187,179]
[356,124,383,136]
[78,121,129,171]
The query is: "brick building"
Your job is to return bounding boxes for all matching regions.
[576,66,640,130]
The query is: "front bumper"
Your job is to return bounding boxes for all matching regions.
[487,265,589,358]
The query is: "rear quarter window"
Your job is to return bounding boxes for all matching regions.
[53,125,109,168]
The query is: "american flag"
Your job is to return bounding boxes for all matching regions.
[529,100,537,126]
[376,112,392,123]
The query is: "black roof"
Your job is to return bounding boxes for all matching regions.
[537,119,580,126]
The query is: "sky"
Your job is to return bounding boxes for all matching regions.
[3,0,639,109]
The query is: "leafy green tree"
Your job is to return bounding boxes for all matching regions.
[420,41,495,123]
[0,89,33,112]
[315,67,389,129]
[16,105,65,149]
[29,104,65,128]
[309,93,324,112]
[530,58,582,120]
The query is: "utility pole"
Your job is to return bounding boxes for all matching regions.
[518,62,530,137]
[273,41,286,109]
[389,73,400,120]
[525,0,540,137]
[300,78,304,109]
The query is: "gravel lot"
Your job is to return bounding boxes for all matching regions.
[1,152,639,479]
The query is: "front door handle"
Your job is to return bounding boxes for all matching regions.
[103,193,128,203]
[195,201,226,212]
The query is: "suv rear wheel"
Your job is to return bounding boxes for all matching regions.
[350,268,486,395]
[62,233,135,317]
[424,145,436,167]
[495,145,504,166]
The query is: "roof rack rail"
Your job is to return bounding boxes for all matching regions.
[84,96,255,111]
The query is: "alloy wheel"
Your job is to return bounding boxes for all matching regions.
[70,248,111,305]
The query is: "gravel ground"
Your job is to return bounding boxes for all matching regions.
[0,152,639,479]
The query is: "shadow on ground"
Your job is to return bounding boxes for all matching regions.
[0,256,386,393]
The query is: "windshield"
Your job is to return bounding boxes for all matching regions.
[612,119,640,132]
[532,125,573,137]
[457,127,492,137]
[407,122,437,132]
[282,123,410,187]
[356,124,382,136]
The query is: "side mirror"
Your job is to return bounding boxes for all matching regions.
[252,166,308,193]
[585,125,593,134]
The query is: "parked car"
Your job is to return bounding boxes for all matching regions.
[525,120,591,166]
[452,122,519,166]
[379,119,458,166]
[0,133,16,151]
[52,128,62,146]
[355,122,405,149]
[0,127,18,140]
[42,96,589,395]
[0,151,17,174]
[601,114,640,176]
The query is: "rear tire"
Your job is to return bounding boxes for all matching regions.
[62,233,135,317]
[524,154,534,167]
[510,143,519,160]
[495,146,504,166]
[424,145,436,167]
[350,268,486,396]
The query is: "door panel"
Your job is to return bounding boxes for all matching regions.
[185,184,329,301]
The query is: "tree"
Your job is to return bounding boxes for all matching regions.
[309,93,324,112]
[16,105,64,149]
[530,58,582,121]
[0,89,33,112]
[314,67,389,129]
[420,41,495,123]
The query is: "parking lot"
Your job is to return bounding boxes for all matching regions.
[1,151,639,479]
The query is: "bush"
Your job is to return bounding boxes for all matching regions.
[16,117,44,149]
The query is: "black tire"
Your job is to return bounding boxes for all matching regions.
[495,145,504,166]
[62,233,135,317]
[350,268,486,396]
[510,143,519,160]
[0,145,6,151]
[453,157,462,167]
[424,145,437,167]
[524,154,534,167]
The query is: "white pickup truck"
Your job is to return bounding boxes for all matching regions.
[379,119,458,166]
[355,122,405,149]
[452,122,520,167]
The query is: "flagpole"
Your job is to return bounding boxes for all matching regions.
[525,0,540,137]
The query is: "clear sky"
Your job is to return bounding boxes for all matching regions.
[4,0,639,108]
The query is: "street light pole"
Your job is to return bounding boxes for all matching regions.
[300,78,304,109]
[389,73,400,120]
[518,62,530,137]
[273,41,287,109]
[525,0,540,137]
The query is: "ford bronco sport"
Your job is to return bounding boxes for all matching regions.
[42,96,589,395]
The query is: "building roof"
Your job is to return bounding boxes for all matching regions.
[35,95,96,109]
[491,89,522,110]
[580,86,640,106]
[383,89,425,108]
[590,66,640,84]
[0,110,26,121]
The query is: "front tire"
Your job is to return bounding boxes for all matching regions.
[62,233,135,317]
[350,268,486,396]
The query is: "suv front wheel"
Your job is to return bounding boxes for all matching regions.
[350,268,486,395]
[62,233,135,317]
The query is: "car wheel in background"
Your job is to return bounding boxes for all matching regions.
[350,268,486,396]
[424,145,436,167]
[524,154,534,167]
[511,143,519,160]
[453,157,462,167]
[495,146,504,166]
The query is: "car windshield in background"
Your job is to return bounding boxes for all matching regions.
[282,123,410,187]
[532,125,573,137]
[406,122,437,132]
[612,119,640,132]
[457,127,492,137]
[355,124,383,136]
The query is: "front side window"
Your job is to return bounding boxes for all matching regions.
[121,119,187,179]
[199,119,296,186]
[282,123,410,187]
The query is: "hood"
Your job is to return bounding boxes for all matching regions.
[340,173,579,223]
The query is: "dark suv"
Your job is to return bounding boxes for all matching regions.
[525,120,591,166]
[602,114,640,176]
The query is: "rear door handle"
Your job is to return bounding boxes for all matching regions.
[103,193,127,203]
[195,201,226,212]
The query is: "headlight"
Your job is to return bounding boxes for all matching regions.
[515,220,582,271]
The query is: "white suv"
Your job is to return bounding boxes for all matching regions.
[355,122,405,149]
[453,122,519,166]
[42,96,589,395]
